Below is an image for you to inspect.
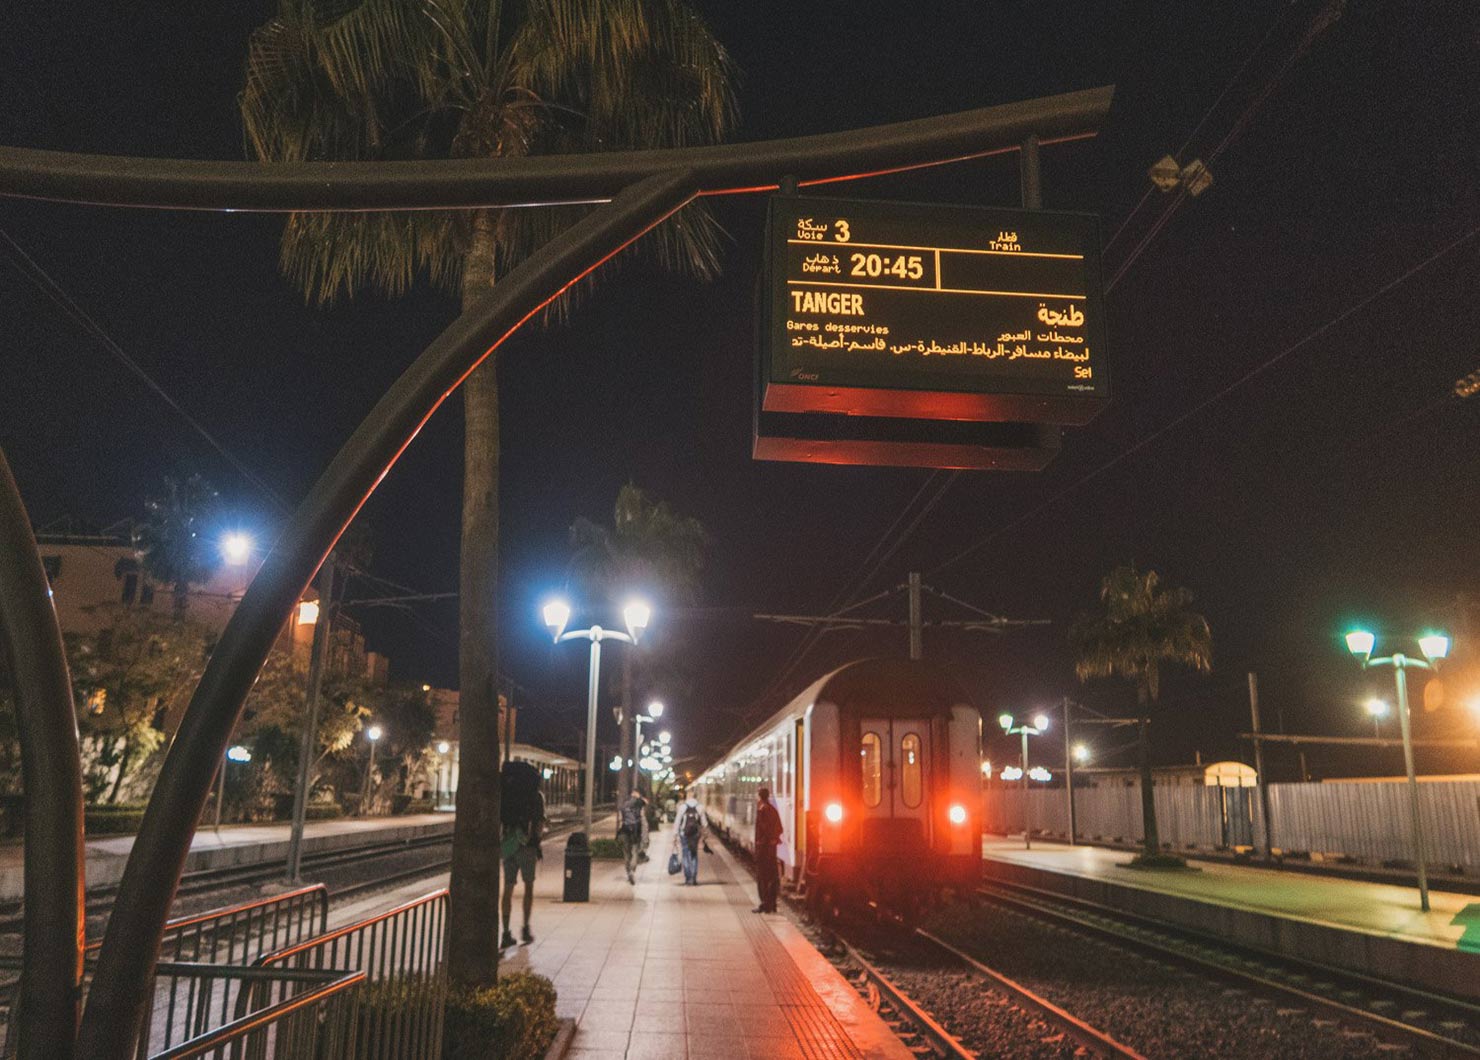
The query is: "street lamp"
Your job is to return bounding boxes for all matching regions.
[1364,697,1390,739]
[1346,628,1449,910]
[1000,712,1048,849]
[363,724,382,816]
[220,532,254,566]
[214,744,252,828]
[1073,743,1090,763]
[543,596,650,840]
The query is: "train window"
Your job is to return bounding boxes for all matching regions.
[861,732,882,807]
[900,733,922,808]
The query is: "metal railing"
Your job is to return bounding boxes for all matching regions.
[148,964,363,1060]
[247,888,448,1059]
[0,885,330,1058]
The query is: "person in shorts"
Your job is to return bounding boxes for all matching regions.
[501,761,545,947]
[617,792,647,884]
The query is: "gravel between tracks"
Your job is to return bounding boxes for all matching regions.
[926,901,1403,1058]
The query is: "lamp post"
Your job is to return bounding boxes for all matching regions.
[632,701,665,797]
[213,745,251,828]
[1364,697,1389,741]
[543,597,650,839]
[1346,628,1450,911]
[1000,712,1048,849]
[435,740,452,809]
[362,724,382,816]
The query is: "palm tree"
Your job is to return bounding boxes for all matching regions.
[137,474,220,619]
[240,0,735,987]
[1069,565,1212,861]
[569,483,706,797]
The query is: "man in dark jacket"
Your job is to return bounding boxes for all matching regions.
[753,787,783,913]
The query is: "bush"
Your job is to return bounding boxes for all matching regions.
[443,972,558,1060]
[85,804,147,835]
[347,977,444,1054]
[588,838,624,859]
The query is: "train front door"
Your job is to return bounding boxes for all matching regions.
[859,719,932,844]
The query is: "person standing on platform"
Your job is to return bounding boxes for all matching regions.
[753,787,783,913]
[672,792,706,885]
[500,761,545,948]
[617,791,647,884]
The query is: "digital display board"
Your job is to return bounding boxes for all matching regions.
[762,195,1108,425]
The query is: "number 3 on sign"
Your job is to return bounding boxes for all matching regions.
[833,220,850,243]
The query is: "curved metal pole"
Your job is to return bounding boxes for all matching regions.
[0,449,85,1060]
[0,87,1112,212]
[75,168,699,1058]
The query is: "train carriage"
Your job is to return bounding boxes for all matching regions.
[694,657,981,920]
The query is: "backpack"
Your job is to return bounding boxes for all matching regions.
[681,805,701,842]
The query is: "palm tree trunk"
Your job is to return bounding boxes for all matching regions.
[447,209,503,989]
[1136,689,1159,857]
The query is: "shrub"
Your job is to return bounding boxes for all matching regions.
[85,804,148,835]
[588,838,624,859]
[443,972,558,1060]
[348,977,443,1055]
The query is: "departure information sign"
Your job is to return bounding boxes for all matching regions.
[762,195,1108,425]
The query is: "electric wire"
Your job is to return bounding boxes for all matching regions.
[0,226,294,515]
[926,224,1480,579]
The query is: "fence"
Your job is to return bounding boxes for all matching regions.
[984,778,1480,874]
[248,888,448,1059]
[0,885,331,1059]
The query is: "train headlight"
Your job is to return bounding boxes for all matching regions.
[824,802,844,824]
[948,804,968,826]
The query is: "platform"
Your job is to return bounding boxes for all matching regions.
[983,836,1480,1000]
[498,820,912,1060]
[0,812,455,902]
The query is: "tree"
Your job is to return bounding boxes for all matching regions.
[1069,565,1212,862]
[569,483,706,797]
[240,0,736,988]
[66,607,216,804]
[137,474,221,619]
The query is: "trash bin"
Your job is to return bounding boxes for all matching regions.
[563,831,591,903]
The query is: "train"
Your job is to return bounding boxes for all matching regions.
[692,657,982,920]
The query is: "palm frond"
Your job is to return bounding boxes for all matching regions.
[1069,565,1212,703]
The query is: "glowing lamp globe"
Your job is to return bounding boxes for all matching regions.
[1418,634,1450,663]
[366,725,383,742]
[623,599,652,640]
[220,533,253,566]
[998,713,1014,731]
[1032,713,1049,732]
[436,741,451,755]
[542,599,571,641]
[647,700,665,719]
[1345,630,1375,658]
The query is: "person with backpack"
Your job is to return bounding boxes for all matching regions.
[672,792,707,885]
[617,791,647,884]
[500,761,545,947]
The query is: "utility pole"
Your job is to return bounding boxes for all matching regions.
[1062,696,1076,845]
[1248,672,1274,860]
[907,572,923,660]
[286,557,336,883]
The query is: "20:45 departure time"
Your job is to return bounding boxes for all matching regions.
[849,252,925,280]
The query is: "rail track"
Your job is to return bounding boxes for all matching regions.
[819,917,1144,1058]
[976,878,1480,1057]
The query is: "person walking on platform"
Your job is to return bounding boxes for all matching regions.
[617,791,647,884]
[753,787,783,913]
[500,761,545,948]
[672,792,706,885]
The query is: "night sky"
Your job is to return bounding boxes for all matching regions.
[3,1,1478,780]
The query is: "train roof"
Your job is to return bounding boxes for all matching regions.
[705,657,973,776]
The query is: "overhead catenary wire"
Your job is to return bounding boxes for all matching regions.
[927,223,1480,579]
